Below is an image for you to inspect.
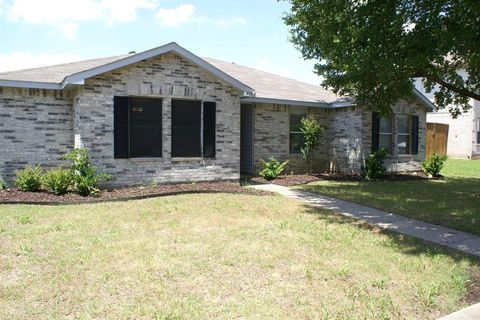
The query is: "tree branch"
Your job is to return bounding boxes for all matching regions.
[415,72,480,101]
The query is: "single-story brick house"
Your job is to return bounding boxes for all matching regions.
[0,42,434,186]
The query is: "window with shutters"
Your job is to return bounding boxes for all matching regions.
[171,99,216,158]
[372,113,419,155]
[113,96,162,159]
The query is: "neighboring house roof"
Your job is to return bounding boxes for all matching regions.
[0,42,433,110]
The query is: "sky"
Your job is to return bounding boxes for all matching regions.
[0,0,322,85]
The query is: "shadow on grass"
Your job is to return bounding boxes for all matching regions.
[300,176,480,237]
[301,202,480,263]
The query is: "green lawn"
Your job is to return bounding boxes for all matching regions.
[298,159,480,236]
[0,193,475,319]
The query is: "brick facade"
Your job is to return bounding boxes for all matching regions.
[251,99,427,175]
[0,52,428,185]
[0,87,73,183]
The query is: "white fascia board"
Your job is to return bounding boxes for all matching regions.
[241,96,330,108]
[61,42,255,94]
[413,87,436,111]
[0,80,61,90]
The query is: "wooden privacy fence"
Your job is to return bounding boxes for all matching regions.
[426,123,449,158]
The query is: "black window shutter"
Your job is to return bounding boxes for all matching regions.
[412,115,419,154]
[203,102,216,158]
[114,96,129,158]
[371,112,380,152]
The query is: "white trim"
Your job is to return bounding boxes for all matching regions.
[241,96,330,108]
[413,88,435,111]
[0,79,61,90]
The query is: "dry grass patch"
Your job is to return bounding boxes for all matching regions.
[0,193,475,319]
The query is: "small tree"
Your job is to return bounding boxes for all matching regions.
[300,114,322,173]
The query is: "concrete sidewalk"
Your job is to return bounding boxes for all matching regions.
[251,184,480,258]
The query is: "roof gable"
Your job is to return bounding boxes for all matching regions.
[0,42,254,94]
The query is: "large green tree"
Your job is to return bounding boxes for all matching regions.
[283,0,480,116]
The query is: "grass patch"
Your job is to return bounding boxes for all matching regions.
[298,159,480,236]
[0,193,475,319]
[441,158,480,179]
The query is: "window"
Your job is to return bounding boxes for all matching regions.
[372,113,419,155]
[477,118,480,144]
[114,96,162,158]
[397,115,411,155]
[378,116,393,153]
[289,113,306,154]
[171,99,216,158]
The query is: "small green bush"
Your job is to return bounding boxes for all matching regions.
[0,177,6,190]
[259,157,289,181]
[42,168,72,195]
[364,149,388,180]
[422,153,447,177]
[300,114,322,173]
[64,148,111,196]
[15,165,43,192]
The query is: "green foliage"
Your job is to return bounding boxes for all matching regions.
[422,153,448,177]
[15,165,43,192]
[42,168,72,195]
[283,0,480,117]
[364,149,388,180]
[63,148,111,196]
[259,157,289,181]
[300,114,322,173]
[0,177,6,190]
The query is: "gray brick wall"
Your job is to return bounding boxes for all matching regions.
[0,87,73,184]
[72,52,242,186]
[251,99,427,175]
[252,103,329,174]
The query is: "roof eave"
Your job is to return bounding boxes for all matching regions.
[0,80,62,90]
[241,96,331,108]
[413,88,436,111]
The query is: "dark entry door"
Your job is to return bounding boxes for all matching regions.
[240,104,254,174]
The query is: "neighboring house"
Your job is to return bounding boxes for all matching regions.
[0,42,434,186]
[416,72,480,159]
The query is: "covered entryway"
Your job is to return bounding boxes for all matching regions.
[240,104,255,174]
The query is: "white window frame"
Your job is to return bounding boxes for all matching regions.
[397,114,412,155]
[476,118,480,145]
[289,109,307,155]
[378,116,393,154]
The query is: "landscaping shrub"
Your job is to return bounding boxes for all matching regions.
[15,165,43,192]
[64,148,111,196]
[42,168,72,195]
[364,149,388,180]
[300,114,322,173]
[0,177,6,190]
[259,157,288,181]
[422,153,448,178]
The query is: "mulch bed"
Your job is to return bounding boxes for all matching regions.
[248,171,432,187]
[0,182,266,205]
[465,267,480,305]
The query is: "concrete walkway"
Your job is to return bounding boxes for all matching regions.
[437,303,480,320]
[251,184,480,258]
